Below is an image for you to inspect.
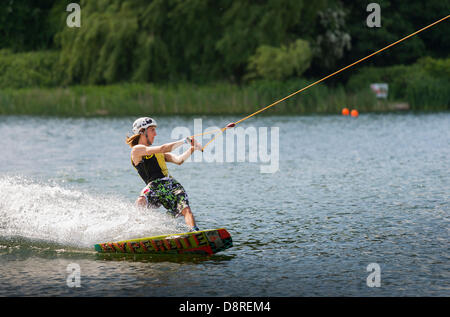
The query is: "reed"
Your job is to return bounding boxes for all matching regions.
[0,80,445,117]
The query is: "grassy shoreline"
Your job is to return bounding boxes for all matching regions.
[0,82,443,117]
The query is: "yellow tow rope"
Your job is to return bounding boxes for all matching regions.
[194,15,449,151]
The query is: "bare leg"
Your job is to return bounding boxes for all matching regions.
[135,196,147,208]
[181,207,197,229]
[137,197,198,231]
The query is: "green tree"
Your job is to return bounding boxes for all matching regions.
[417,56,450,78]
[0,0,64,51]
[314,6,351,70]
[246,39,312,81]
[342,0,449,69]
[58,0,140,84]
[138,0,226,82]
[57,0,227,84]
[216,0,310,82]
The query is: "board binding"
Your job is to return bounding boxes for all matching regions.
[94,228,232,255]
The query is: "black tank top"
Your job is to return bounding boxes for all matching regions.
[132,153,168,184]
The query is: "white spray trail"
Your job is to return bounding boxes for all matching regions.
[0,176,186,248]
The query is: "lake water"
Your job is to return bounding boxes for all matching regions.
[0,113,449,296]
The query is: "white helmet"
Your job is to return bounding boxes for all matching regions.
[132,117,157,135]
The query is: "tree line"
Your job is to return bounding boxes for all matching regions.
[0,0,448,87]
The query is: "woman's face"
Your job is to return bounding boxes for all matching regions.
[146,127,157,145]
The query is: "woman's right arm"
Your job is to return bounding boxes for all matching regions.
[131,139,186,162]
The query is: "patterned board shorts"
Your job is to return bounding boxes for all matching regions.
[139,176,190,218]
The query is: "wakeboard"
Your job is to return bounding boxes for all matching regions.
[94,228,232,255]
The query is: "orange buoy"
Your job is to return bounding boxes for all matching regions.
[341,108,350,116]
[351,109,359,117]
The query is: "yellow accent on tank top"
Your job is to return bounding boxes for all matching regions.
[131,153,168,177]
